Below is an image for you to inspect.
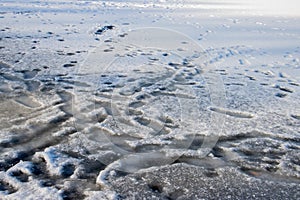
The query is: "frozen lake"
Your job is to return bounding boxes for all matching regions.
[0,0,299,199]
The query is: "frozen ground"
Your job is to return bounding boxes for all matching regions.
[0,0,300,199]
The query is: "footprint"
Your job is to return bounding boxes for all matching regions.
[291,114,300,120]
[95,25,115,35]
[0,179,17,194]
[274,84,294,93]
[0,61,10,69]
[128,101,145,108]
[275,93,287,98]
[25,80,40,92]
[8,170,29,182]
[279,87,293,93]
[14,95,42,108]
[20,69,40,79]
[1,72,23,82]
[57,90,73,102]
[57,79,90,87]
[0,82,12,93]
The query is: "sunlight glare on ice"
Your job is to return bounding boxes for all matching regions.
[245,0,300,16]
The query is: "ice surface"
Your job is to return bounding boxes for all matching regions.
[0,0,299,199]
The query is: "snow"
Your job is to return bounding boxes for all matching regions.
[0,0,299,199]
